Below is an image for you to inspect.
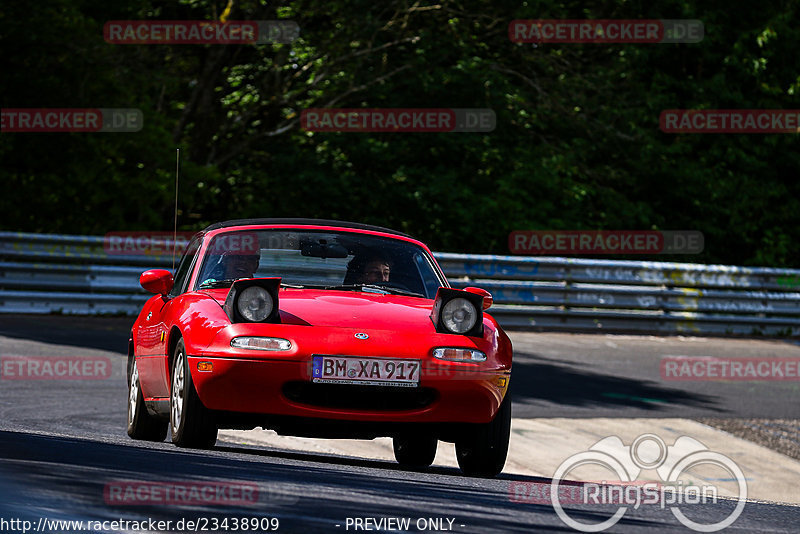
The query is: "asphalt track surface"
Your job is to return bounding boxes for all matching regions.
[1,316,799,533]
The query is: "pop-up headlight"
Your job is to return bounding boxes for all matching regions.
[430,287,484,336]
[223,278,281,323]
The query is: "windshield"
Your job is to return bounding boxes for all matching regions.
[194,229,445,298]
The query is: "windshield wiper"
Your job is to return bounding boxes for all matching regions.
[324,284,425,298]
[198,279,237,289]
[199,280,328,290]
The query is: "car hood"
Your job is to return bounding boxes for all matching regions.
[200,287,436,330]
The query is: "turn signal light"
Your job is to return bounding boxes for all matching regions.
[432,347,487,361]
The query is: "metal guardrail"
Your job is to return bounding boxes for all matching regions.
[2,232,800,336]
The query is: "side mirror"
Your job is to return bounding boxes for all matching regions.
[464,287,493,310]
[140,269,174,296]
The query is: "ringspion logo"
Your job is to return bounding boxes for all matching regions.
[301,108,495,132]
[1,109,142,133]
[660,110,800,133]
[104,20,299,44]
[548,434,747,532]
[509,20,703,44]
[510,480,662,505]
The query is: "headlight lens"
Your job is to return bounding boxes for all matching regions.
[231,337,291,351]
[441,297,478,333]
[237,286,273,322]
[433,348,486,361]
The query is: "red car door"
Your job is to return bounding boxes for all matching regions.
[135,236,202,399]
[134,296,172,398]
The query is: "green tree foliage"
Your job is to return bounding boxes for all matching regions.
[1,0,797,265]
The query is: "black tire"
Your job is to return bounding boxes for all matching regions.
[393,434,437,468]
[127,355,168,441]
[455,393,512,477]
[170,338,218,448]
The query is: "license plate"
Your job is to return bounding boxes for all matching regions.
[311,356,420,387]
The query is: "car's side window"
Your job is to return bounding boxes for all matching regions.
[415,252,445,298]
[169,236,202,296]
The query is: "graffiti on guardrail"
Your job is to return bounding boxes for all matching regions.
[637,296,658,308]
[3,233,800,336]
[575,267,762,287]
[4,239,98,256]
[675,297,776,313]
[777,275,800,288]
[573,292,615,305]
[583,266,642,281]
[460,261,540,277]
[667,270,758,288]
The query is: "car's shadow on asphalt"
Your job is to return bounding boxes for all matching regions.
[509,351,720,415]
[214,442,468,476]
[0,429,597,533]
[0,315,133,354]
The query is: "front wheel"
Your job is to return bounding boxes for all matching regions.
[393,435,437,468]
[455,393,511,477]
[127,357,168,441]
[170,338,218,448]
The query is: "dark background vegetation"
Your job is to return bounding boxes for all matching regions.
[1,0,798,266]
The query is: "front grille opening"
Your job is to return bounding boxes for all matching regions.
[282,381,437,411]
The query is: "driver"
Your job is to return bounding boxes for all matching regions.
[361,257,391,283]
[346,254,391,284]
[200,251,260,286]
[223,252,260,279]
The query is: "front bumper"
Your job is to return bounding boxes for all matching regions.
[189,355,509,424]
[189,323,511,425]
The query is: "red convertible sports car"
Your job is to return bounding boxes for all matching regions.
[127,219,513,476]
